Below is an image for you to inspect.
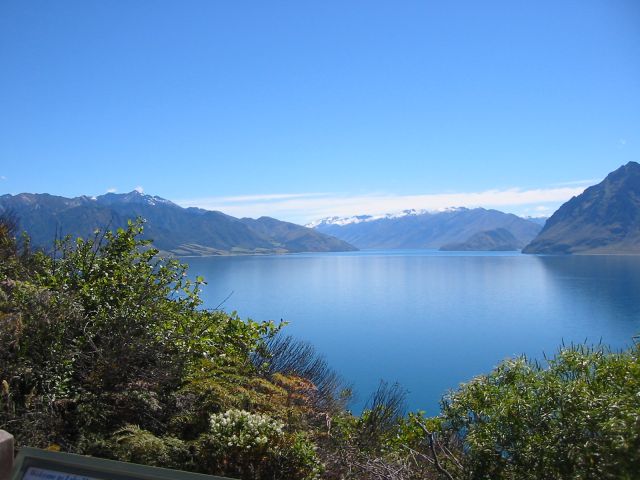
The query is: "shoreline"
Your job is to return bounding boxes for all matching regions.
[171,249,640,259]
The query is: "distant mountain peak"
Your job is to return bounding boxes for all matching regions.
[306,206,468,228]
[95,191,178,208]
[616,160,640,174]
[523,162,640,254]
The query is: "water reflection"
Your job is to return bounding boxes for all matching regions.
[533,255,640,339]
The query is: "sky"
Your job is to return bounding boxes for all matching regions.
[1,1,639,224]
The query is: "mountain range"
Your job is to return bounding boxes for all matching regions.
[0,191,357,256]
[523,161,640,254]
[4,162,638,256]
[309,207,543,250]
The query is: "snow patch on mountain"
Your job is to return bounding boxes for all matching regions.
[306,207,467,228]
[95,191,179,208]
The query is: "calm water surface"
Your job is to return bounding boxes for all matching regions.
[184,250,640,413]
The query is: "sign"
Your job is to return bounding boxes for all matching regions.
[12,448,234,480]
[23,467,99,480]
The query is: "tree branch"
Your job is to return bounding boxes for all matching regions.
[415,420,456,480]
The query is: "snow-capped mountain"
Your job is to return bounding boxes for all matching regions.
[306,207,464,228]
[308,207,543,250]
[95,190,179,207]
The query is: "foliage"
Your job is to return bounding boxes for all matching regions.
[198,409,321,479]
[253,334,350,413]
[0,219,315,478]
[440,344,640,479]
[358,381,406,450]
[319,382,441,480]
[111,425,193,470]
[208,409,285,452]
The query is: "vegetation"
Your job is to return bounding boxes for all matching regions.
[439,345,640,479]
[1,215,639,479]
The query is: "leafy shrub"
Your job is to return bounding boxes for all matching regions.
[198,409,322,479]
[111,425,193,470]
[440,344,640,479]
[0,220,280,451]
[209,409,285,451]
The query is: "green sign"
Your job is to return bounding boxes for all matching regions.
[12,448,234,480]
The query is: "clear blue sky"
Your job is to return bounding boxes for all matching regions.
[1,1,639,223]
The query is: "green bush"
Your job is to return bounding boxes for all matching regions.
[198,409,322,479]
[440,344,640,479]
[111,425,193,470]
[0,218,322,479]
[0,220,278,448]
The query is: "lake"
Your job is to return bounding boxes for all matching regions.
[184,250,640,413]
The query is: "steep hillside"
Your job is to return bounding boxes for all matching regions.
[523,162,640,254]
[240,216,356,252]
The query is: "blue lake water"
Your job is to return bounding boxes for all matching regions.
[184,250,640,414]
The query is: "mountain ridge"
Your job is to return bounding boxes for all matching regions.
[0,191,357,256]
[523,161,640,254]
[310,207,543,250]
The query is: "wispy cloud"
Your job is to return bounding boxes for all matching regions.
[134,186,144,193]
[0,176,6,181]
[177,185,588,225]
[199,193,329,203]
[106,187,117,193]
[549,179,599,187]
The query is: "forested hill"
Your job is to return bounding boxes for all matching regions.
[0,191,356,255]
